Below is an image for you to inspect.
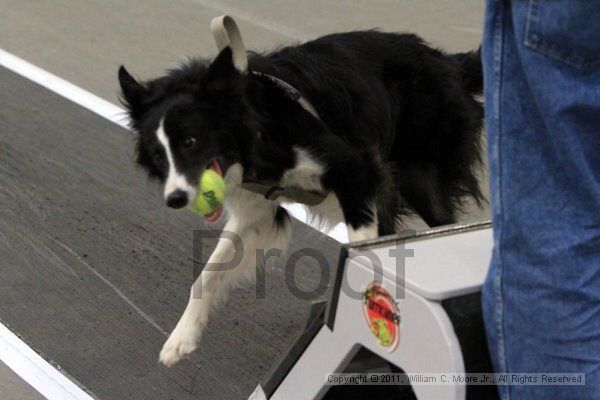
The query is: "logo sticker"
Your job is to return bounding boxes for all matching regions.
[362,282,400,352]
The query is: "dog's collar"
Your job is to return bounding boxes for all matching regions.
[241,181,326,205]
[241,72,326,205]
[211,16,321,121]
[242,72,324,204]
[212,15,326,206]
[250,71,321,120]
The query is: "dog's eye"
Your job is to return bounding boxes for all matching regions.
[153,152,164,165]
[182,137,197,149]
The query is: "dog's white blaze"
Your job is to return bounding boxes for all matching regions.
[156,120,195,200]
[281,147,324,192]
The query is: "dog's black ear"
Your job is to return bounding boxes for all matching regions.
[118,66,149,114]
[202,47,240,89]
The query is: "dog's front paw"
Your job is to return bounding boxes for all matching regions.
[159,324,204,367]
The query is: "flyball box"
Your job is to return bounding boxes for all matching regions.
[250,221,497,400]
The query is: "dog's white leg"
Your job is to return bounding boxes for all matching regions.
[158,219,239,367]
[159,207,290,367]
[347,223,378,242]
[347,205,379,242]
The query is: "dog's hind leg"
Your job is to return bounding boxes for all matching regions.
[399,167,457,227]
[159,204,290,367]
[347,219,379,242]
[317,138,390,242]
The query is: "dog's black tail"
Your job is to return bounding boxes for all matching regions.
[453,46,482,95]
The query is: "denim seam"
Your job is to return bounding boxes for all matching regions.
[493,3,509,400]
[524,0,600,68]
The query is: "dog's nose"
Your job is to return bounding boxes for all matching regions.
[166,190,188,209]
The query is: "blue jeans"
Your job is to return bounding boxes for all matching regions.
[481,1,600,399]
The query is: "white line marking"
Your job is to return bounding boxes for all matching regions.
[53,239,169,337]
[0,49,128,129]
[0,323,95,400]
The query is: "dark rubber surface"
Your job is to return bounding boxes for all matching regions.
[0,67,341,399]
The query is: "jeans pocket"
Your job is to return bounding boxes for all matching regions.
[525,0,600,67]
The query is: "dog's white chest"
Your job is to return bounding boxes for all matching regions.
[280,147,325,193]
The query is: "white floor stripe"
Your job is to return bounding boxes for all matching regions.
[0,48,349,243]
[0,323,95,400]
[0,49,128,129]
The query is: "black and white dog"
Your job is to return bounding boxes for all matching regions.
[119,29,483,366]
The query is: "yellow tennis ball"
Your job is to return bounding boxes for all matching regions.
[189,169,225,216]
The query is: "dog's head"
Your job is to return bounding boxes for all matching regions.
[119,48,251,211]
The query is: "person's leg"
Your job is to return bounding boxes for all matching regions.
[482,1,600,399]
